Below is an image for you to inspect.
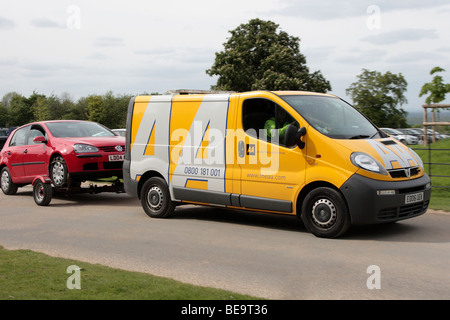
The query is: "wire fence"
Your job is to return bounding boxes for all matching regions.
[421,104,450,190]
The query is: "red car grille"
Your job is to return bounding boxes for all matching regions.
[98,145,125,153]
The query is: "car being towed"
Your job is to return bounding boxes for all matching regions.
[0,120,125,195]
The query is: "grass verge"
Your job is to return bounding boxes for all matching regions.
[0,246,261,300]
[411,138,450,211]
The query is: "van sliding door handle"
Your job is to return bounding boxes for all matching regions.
[238,141,245,158]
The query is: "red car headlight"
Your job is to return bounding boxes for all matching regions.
[73,144,99,153]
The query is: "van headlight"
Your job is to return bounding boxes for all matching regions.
[351,152,388,175]
[74,144,99,153]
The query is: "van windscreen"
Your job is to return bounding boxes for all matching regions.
[280,95,380,139]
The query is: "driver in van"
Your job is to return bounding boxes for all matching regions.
[264,107,297,144]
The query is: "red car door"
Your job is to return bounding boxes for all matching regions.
[23,125,49,179]
[5,126,29,183]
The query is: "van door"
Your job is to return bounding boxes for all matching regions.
[235,94,307,214]
[169,94,231,205]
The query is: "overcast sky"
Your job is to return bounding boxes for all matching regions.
[1,0,449,112]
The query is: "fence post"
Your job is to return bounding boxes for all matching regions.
[423,106,428,147]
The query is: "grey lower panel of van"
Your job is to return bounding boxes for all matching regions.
[172,187,292,213]
[173,187,231,206]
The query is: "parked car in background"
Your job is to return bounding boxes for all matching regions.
[431,130,448,139]
[415,128,443,142]
[397,128,427,144]
[438,132,449,139]
[0,128,8,151]
[380,128,419,145]
[7,127,17,136]
[112,128,126,137]
[0,120,125,195]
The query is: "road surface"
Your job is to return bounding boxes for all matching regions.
[1,186,449,299]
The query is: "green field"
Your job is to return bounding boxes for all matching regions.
[0,246,260,300]
[411,138,450,211]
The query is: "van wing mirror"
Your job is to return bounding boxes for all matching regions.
[284,125,306,149]
[296,127,306,149]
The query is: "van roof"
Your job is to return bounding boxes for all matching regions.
[137,90,337,98]
[272,91,337,98]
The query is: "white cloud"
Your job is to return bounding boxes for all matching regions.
[361,28,439,45]
[31,18,62,28]
[0,16,15,29]
[94,37,125,47]
[87,53,109,60]
[386,51,447,64]
[0,0,449,110]
[276,0,450,20]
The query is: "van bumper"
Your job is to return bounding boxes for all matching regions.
[123,159,139,197]
[340,173,432,225]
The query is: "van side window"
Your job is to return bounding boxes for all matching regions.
[242,98,298,146]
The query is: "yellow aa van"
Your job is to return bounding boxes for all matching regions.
[123,90,431,238]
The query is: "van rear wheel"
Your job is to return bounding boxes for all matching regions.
[301,187,350,238]
[141,177,175,218]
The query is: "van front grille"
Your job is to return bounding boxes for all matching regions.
[388,167,420,179]
[377,200,429,221]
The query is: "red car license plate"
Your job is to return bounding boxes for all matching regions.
[108,154,124,162]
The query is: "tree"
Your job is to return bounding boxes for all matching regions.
[86,94,104,124]
[32,95,51,121]
[0,102,8,127]
[8,93,41,126]
[346,69,408,128]
[206,18,331,93]
[65,97,89,121]
[419,66,450,105]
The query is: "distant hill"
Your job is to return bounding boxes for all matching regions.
[406,109,450,126]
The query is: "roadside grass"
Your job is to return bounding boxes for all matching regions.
[411,138,450,212]
[0,246,261,300]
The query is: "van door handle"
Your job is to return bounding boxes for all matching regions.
[238,141,245,158]
[7,151,11,155]
[24,149,28,154]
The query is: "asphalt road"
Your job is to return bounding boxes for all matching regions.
[1,185,449,300]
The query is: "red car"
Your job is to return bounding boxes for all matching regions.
[0,120,125,195]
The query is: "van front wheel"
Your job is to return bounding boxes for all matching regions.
[141,177,175,218]
[301,187,350,238]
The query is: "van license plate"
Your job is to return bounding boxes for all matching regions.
[405,192,423,204]
[108,154,124,161]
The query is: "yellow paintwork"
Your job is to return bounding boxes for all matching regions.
[185,179,208,190]
[130,96,151,152]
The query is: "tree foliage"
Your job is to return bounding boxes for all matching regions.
[346,69,408,128]
[0,91,132,129]
[419,66,450,105]
[206,18,331,93]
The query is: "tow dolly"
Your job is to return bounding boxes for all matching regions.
[31,175,125,206]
